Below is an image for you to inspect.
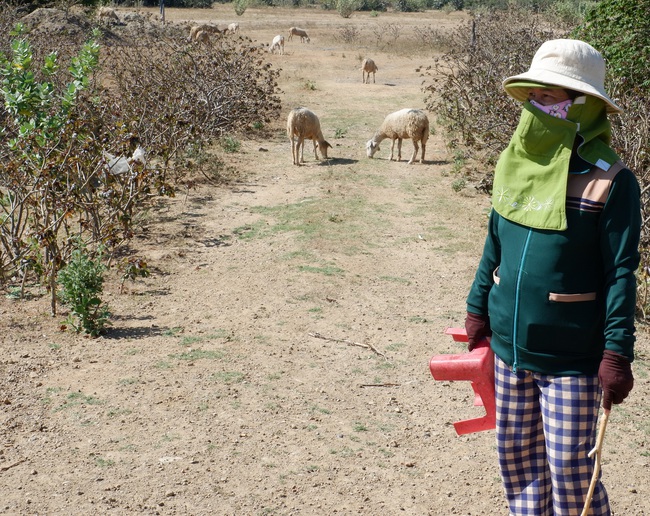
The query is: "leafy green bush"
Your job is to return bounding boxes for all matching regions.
[234,0,249,15]
[336,0,361,17]
[573,0,650,92]
[0,23,101,312]
[58,245,111,337]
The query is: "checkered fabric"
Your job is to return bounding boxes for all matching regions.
[494,355,610,515]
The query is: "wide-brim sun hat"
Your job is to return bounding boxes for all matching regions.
[503,39,623,114]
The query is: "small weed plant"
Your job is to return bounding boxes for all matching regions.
[233,0,248,16]
[57,245,111,337]
[221,136,241,153]
[336,0,361,18]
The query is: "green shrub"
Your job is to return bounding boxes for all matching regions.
[234,0,249,15]
[221,135,241,153]
[336,0,361,17]
[58,245,111,337]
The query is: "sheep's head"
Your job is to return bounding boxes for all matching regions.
[318,141,332,159]
[366,140,379,158]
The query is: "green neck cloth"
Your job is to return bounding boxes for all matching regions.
[492,95,619,230]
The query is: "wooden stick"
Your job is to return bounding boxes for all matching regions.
[308,332,387,359]
[581,409,610,516]
[359,383,400,388]
[0,458,27,472]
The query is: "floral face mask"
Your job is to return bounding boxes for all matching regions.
[529,98,573,119]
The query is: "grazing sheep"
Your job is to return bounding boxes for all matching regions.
[228,22,239,32]
[361,58,378,84]
[366,108,429,164]
[288,27,310,43]
[189,24,224,42]
[103,146,147,176]
[269,34,285,55]
[195,30,210,43]
[287,107,332,166]
[96,6,119,24]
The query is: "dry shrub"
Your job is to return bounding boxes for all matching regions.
[99,31,281,177]
[613,91,650,318]
[422,7,567,168]
[0,4,281,296]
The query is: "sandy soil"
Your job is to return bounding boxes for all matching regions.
[1,5,649,515]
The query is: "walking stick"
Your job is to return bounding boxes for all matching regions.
[581,409,610,516]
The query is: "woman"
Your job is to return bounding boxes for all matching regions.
[465,39,640,515]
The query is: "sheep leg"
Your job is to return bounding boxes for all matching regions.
[312,139,319,160]
[298,137,305,164]
[389,139,396,161]
[397,139,403,162]
[409,140,419,165]
[290,136,298,165]
[420,140,426,163]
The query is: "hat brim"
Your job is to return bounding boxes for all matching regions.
[503,73,623,114]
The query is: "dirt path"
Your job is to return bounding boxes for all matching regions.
[1,5,649,515]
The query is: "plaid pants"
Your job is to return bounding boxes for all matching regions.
[495,355,610,516]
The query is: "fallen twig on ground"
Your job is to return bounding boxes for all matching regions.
[0,458,27,472]
[309,332,387,359]
[359,383,400,387]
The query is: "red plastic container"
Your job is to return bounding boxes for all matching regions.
[429,328,496,435]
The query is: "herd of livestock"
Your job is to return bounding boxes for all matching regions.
[182,17,431,167]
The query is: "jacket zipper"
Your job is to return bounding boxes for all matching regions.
[511,229,532,372]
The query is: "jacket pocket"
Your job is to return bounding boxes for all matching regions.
[548,292,596,302]
[492,267,500,285]
[525,294,602,355]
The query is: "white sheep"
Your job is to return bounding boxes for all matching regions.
[195,30,210,44]
[103,146,147,176]
[288,27,310,43]
[228,22,239,32]
[361,58,378,84]
[96,6,119,24]
[287,107,332,166]
[269,34,285,55]
[366,108,429,164]
[188,24,224,42]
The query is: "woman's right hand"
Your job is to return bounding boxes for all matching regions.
[465,312,492,351]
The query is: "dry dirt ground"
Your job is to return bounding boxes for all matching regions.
[1,5,650,515]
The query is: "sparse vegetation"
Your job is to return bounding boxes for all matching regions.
[57,244,111,337]
[0,4,281,315]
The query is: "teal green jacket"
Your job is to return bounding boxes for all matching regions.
[467,163,641,375]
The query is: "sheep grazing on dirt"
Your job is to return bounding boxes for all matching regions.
[269,34,285,55]
[288,27,310,43]
[195,30,210,43]
[96,6,119,24]
[228,22,239,32]
[287,107,332,166]
[366,108,429,164]
[103,146,147,176]
[361,58,378,84]
[188,24,224,42]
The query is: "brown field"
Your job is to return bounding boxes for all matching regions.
[1,4,649,515]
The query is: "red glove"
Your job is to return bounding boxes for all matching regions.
[465,312,491,351]
[598,350,634,411]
